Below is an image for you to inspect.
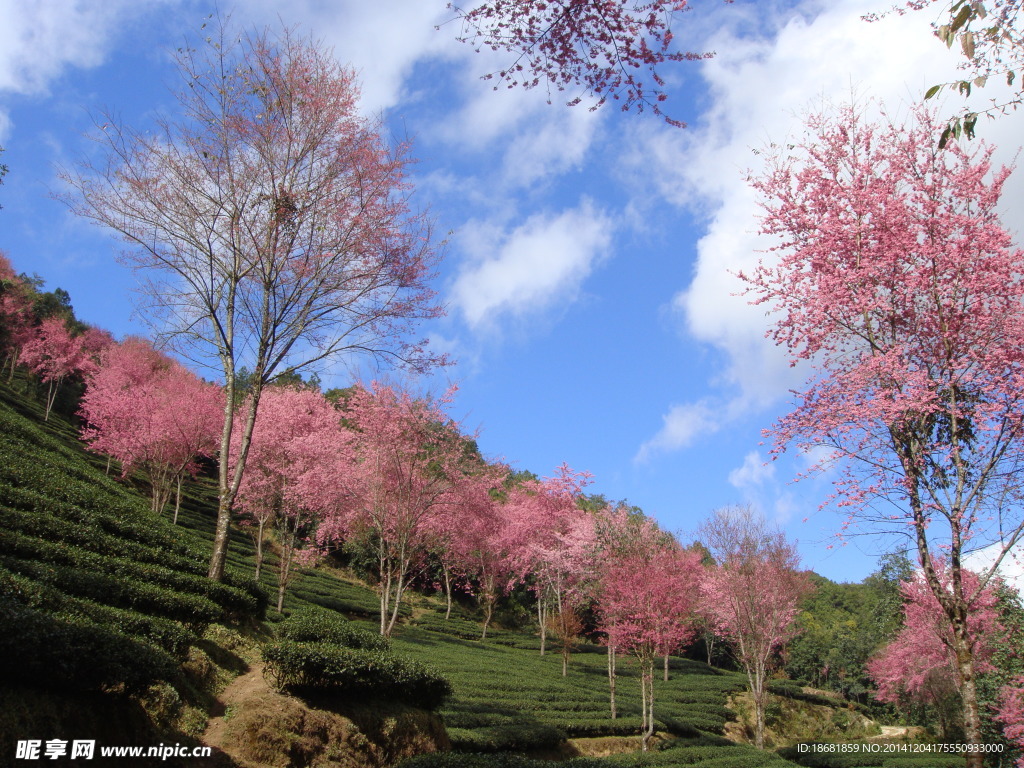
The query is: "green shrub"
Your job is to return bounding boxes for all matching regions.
[883,758,965,768]
[262,640,451,709]
[0,565,196,655]
[445,722,564,752]
[0,597,178,693]
[278,607,390,651]
[0,529,258,617]
[0,504,207,575]
[0,554,222,629]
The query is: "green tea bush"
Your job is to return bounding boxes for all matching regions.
[0,597,178,693]
[777,747,882,768]
[400,755,607,768]
[278,607,390,651]
[262,640,451,709]
[0,565,196,655]
[0,554,222,629]
[0,529,257,616]
[0,505,207,575]
[445,722,564,752]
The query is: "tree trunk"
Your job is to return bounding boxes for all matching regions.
[209,373,262,582]
[253,518,267,580]
[43,378,59,421]
[749,661,767,750]
[640,655,655,752]
[481,598,494,640]
[443,564,452,620]
[607,644,617,719]
[663,653,669,681]
[537,598,547,655]
[954,628,985,768]
[173,474,183,525]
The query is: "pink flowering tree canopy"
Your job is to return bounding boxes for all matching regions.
[868,559,1002,707]
[450,0,715,125]
[232,385,351,610]
[500,464,594,653]
[21,316,110,420]
[594,507,702,749]
[80,337,222,515]
[322,383,488,637]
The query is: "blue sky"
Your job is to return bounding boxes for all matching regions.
[2,0,1023,584]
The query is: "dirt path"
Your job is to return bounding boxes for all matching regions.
[202,661,266,763]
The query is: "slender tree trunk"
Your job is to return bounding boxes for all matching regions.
[749,661,767,750]
[608,644,617,719]
[276,513,304,613]
[276,542,293,613]
[386,570,406,637]
[43,379,59,421]
[537,598,547,655]
[253,518,267,580]
[173,474,183,524]
[663,653,669,682]
[443,564,452,620]
[380,556,392,636]
[562,650,568,677]
[640,654,655,752]
[481,598,494,640]
[209,371,262,581]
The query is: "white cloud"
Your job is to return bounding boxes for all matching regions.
[965,543,1024,597]
[0,0,159,138]
[728,450,775,489]
[630,0,1024,458]
[0,1,133,95]
[239,1,460,115]
[634,400,723,462]
[451,200,613,329]
[500,105,602,188]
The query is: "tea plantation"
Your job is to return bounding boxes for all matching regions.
[0,379,956,767]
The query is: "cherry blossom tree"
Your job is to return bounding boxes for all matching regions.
[233,385,351,610]
[451,0,714,124]
[80,337,222,518]
[434,463,512,633]
[321,383,484,637]
[868,559,1002,740]
[62,21,445,581]
[595,510,702,751]
[502,465,594,654]
[19,317,109,420]
[997,681,1024,768]
[0,255,35,382]
[742,102,1024,765]
[700,507,811,750]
